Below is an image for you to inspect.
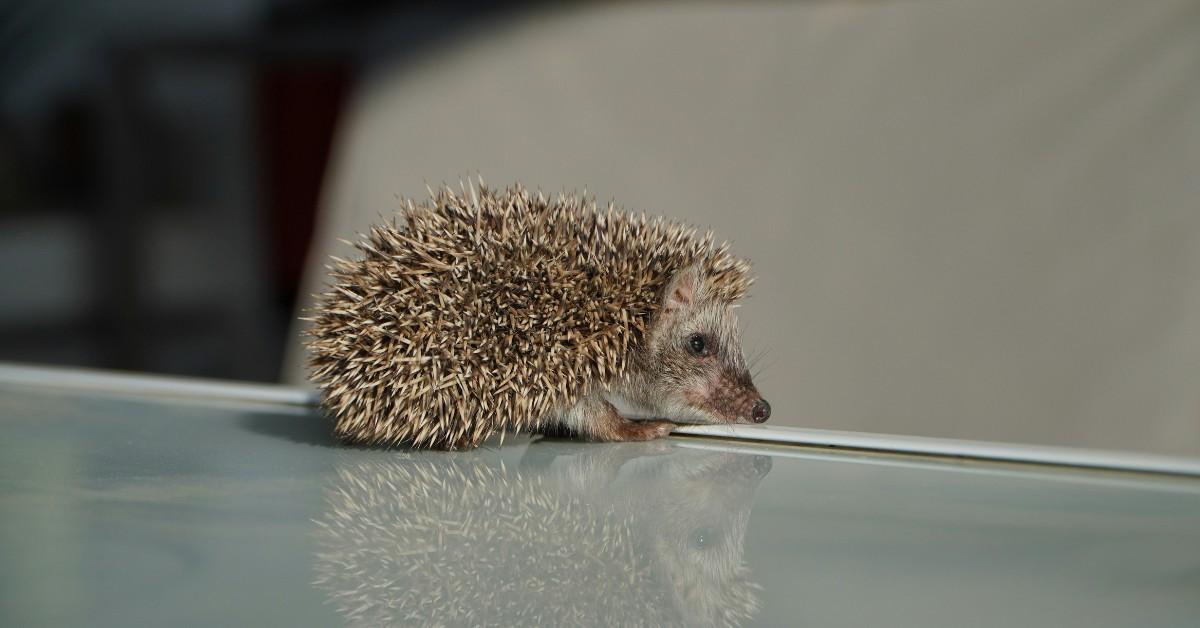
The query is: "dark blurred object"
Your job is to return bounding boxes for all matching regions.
[0,1,530,381]
[257,62,349,300]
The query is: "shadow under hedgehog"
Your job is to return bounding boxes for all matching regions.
[305,180,770,449]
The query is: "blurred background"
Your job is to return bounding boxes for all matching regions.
[0,0,520,380]
[2,0,1198,455]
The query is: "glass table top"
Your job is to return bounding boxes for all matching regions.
[2,383,1198,627]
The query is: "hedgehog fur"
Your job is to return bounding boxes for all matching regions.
[305,180,752,449]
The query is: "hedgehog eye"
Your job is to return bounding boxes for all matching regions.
[689,526,718,549]
[687,333,710,356]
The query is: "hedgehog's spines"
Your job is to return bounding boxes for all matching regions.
[306,180,753,449]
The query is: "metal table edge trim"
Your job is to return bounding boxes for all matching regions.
[3,361,1198,478]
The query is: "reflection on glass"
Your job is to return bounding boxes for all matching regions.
[312,441,772,627]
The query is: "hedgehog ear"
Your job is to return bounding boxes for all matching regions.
[663,264,706,314]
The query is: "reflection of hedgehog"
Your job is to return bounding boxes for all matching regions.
[305,180,770,450]
[311,444,768,627]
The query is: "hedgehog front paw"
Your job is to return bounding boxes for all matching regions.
[622,419,677,441]
[568,397,677,443]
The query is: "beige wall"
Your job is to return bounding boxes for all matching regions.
[285,1,1200,456]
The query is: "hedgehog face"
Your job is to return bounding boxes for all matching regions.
[639,265,770,425]
[652,452,771,626]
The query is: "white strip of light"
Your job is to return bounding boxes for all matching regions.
[672,423,1200,477]
[3,362,1198,477]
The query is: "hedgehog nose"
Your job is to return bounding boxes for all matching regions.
[750,399,771,423]
[752,455,773,477]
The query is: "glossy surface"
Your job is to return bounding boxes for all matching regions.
[2,385,1199,627]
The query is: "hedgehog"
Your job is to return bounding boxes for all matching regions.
[311,442,768,627]
[305,180,770,449]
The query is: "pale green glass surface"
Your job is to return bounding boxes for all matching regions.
[1,385,1198,627]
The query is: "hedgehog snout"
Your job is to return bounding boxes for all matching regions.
[750,399,771,423]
